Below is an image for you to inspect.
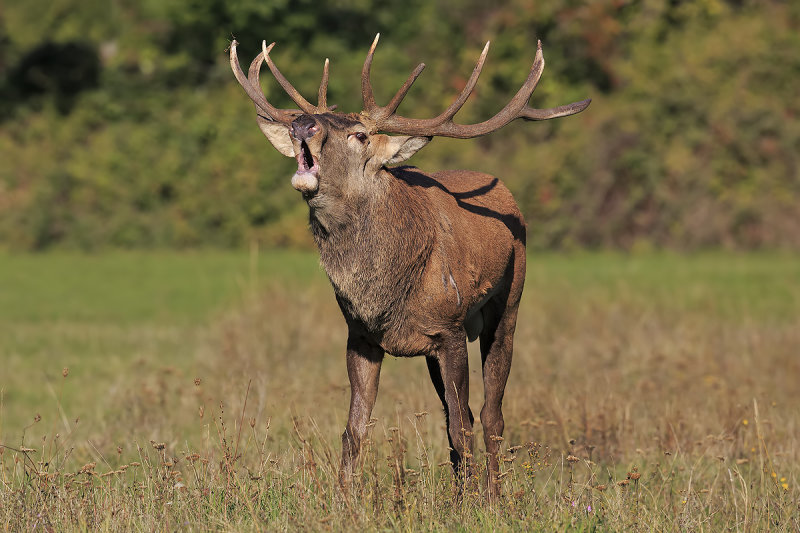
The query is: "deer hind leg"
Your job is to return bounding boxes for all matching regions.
[479,295,520,501]
[425,331,474,486]
[339,333,384,491]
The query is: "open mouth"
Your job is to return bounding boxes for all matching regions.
[291,141,320,194]
[296,141,318,174]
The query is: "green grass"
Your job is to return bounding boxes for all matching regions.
[0,248,326,324]
[526,251,800,322]
[1,250,799,531]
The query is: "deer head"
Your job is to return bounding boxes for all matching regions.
[229,35,590,205]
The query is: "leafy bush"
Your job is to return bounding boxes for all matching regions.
[1,0,798,250]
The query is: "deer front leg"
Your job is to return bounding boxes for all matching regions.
[339,333,384,490]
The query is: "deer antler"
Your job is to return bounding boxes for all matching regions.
[361,35,591,138]
[229,39,333,124]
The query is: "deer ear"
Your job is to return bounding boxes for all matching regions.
[256,117,295,158]
[382,135,432,165]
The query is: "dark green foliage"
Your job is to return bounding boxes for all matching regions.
[1,0,798,250]
[2,41,100,115]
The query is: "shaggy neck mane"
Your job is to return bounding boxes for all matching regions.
[311,169,434,333]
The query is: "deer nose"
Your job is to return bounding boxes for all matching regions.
[291,117,319,141]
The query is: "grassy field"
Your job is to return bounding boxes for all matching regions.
[1,250,799,530]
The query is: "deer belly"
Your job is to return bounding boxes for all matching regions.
[379,326,437,358]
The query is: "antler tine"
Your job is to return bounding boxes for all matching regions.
[245,50,301,124]
[429,41,491,125]
[262,41,318,115]
[361,33,381,114]
[230,40,293,123]
[363,33,428,120]
[318,58,330,111]
[384,62,426,116]
[521,98,592,120]
[498,41,590,123]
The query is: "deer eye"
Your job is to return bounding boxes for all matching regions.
[349,132,368,144]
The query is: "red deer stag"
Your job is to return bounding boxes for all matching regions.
[229,35,589,498]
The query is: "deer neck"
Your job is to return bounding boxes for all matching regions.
[310,171,433,331]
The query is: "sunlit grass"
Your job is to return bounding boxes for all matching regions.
[0,248,325,324]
